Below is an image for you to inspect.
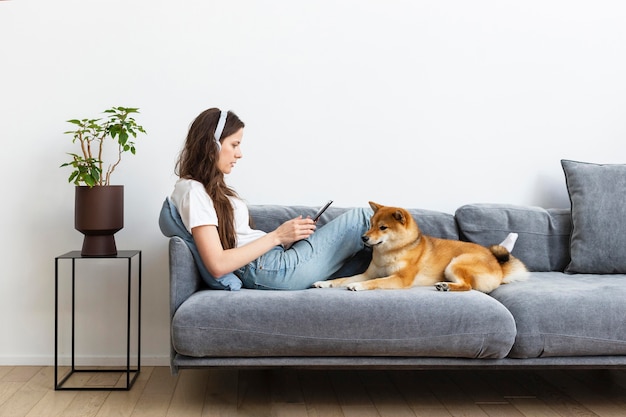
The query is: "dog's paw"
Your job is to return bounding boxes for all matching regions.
[347,283,365,291]
[313,280,332,288]
[435,282,450,292]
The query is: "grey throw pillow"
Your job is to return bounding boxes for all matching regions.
[561,159,626,274]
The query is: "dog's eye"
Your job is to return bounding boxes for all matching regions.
[379,225,388,231]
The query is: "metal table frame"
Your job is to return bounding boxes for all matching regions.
[54,250,141,390]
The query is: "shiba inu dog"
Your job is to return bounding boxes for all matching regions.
[313,202,528,292]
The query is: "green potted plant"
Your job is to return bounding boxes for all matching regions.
[61,106,147,256]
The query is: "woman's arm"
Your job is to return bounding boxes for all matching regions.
[193,216,316,278]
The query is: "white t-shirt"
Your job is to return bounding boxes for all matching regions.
[170,178,266,247]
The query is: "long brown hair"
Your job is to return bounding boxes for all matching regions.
[175,108,245,249]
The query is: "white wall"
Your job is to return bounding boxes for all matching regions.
[1,0,625,365]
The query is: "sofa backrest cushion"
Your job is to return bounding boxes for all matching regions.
[249,205,459,240]
[159,198,242,291]
[455,204,571,272]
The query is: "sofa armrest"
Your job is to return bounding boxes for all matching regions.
[169,236,203,317]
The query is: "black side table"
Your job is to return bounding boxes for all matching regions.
[54,250,141,390]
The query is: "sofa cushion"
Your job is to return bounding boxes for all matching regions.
[172,286,516,359]
[250,205,459,240]
[455,204,571,272]
[561,159,626,274]
[489,272,626,358]
[159,198,242,290]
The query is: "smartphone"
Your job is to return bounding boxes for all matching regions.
[312,200,333,222]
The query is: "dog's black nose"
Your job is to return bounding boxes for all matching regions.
[361,235,369,243]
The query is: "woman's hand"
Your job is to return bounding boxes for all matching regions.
[194,215,316,278]
[273,216,316,247]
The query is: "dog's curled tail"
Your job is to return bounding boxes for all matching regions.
[489,244,529,284]
[488,245,510,264]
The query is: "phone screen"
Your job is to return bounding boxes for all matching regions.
[312,200,333,222]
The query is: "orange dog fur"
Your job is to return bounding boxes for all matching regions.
[314,202,528,292]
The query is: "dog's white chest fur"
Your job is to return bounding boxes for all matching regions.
[371,253,406,277]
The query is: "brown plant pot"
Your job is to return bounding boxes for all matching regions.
[75,185,124,256]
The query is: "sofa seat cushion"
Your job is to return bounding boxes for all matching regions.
[489,272,626,358]
[172,287,516,359]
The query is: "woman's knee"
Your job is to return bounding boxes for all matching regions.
[345,207,372,224]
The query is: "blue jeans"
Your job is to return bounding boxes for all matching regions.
[237,207,372,290]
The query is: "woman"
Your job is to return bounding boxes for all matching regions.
[171,108,371,290]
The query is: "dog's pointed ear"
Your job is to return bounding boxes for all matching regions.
[369,201,382,212]
[393,210,406,224]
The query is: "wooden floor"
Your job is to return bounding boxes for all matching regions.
[1,366,626,416]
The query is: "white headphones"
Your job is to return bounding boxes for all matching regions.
[214,110,228,150]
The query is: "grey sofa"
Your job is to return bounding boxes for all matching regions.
[164,199,626,374]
